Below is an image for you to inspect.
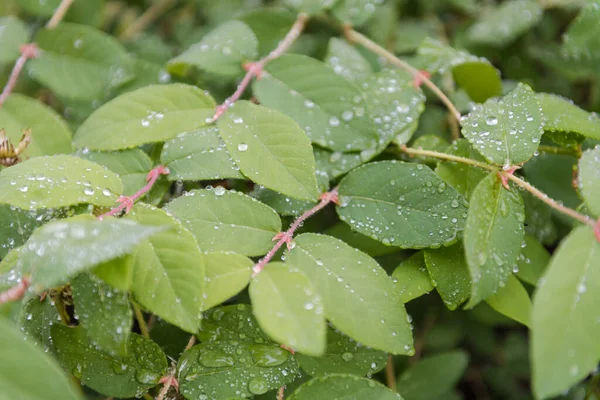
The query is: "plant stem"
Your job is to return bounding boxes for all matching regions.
[156,375,174,400]
[210,13,309,122]
[133,302,150,338]
[118,0,177,41]
[400,144,494,171]
[537,145,581,157]
[252,187,339,276]
[385,354,397,391]
[0,277,30,305]
[345,28,462,122]
[184,335,196,351]
[277,386,285,400]
[46,0,75,29]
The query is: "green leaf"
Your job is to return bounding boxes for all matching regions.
[435,139,488,200]
[333,0,383,26]
[168,21,258,77]
[516,235,550,286]
[0,205,52,258]
[0,155,122,209]
[0,317,82,400]
[538,93,600,140]
[286,233,414,355]
[464,173,525,308]
[19,297,59,352]
[127,205,204,333]
[562,0,600,64]
[418,38,502,102]
[0,17,28,64]
[198,304,272,344]
[92,254,135,292]
[461,83,543,166]
[250,262,326,356]
[217,101,319,200]
[325,222,399,257]
[392,252,434,303]
[296,327,387,377]
[252,186,316,217]
[337,161,468,249]
[253,54,378,152]
[237,8,296,56]
[160,127,243,181]
[466,0,543,47]
[325,37,372,82]
[289,374,402,400]
[13,0,60,16]
[164,188,281,256]
[202,252,253,310]
[485,274,531,327]
[20,216,165,292]
[396,351,469,400]
[114,59,171,94]
[283,0,337,14]
[314,147,363,183]
[424,244,471,310]
[177,341,299,398]
[52,324,167,398]
[0,94,72,158]
[523,191,558,246]
[77,149,152,196]
[27,23,134,101]
[578,146,600,217]
[74,84,215,150]
[72,273,132,356]
[532,226,600,399]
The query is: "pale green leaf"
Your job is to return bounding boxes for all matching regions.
[337,161,468,249]
[289,374,402,400]
[562,0,600,64]
[461,83,543,165]
[0,94,72,158]
[168,21,258,77]
[13,0,60,16]
[0,317,82,400]
[52,325,167,398]
[538,93,600,140]
[251,186,316,217]
[286,233,414,355]
[486,274,531,327]
[127,205,204,333]
[20,216,165,292]
[466,0,543,47]
[160,127,243,181]
[516,235,550,286]
[217,101,319,200]
[19,297,59,352]
[74,84,215,150]
[27,23,134,101]
[114,59,171,94]
[164,188,281,256]
[532,226,600,399]
[435,139,488,200]
[0,206,54,258]
[0,155,123,209]
[392,252,434,303]
[198,305,272,344]
[325,37,372,82]
[578,146,600,217]
[250,262,326,356]
[92,254,135,292]
[0,17,28,64]
[333,0,383,26]
[313,147,363,183]
[72,273,132,356]
[424,244,471,310]
[177,341,299,398]
[464,173,525,308]
[202,253,253,311]
[253,54,378,152]
[237,8,295,56]
[283,0,337,14]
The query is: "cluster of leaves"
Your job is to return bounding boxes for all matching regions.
[1,0,599,399]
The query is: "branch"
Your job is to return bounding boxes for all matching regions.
[46,0,75,29]
[344,28,462,122]
[210,13,309,122]
[132,302,150,338]
[385,354,397,391]
[252,187,339,276]
[156,375,178,400]
[118,0,178,41]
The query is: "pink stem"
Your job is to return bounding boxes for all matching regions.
[252,187,339,276]
[0,277,30,305]
[210,13,308,122]
[0,44,39,108]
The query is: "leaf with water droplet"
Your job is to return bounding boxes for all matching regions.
[578,146,600,217]
[74,84,215,150]
[286,233,413,355]
[168,20,258,77]
[325,222,399,257]
[0,205,55,259]
[288,373,401,400]
[464,173,525,308]
[561,0,600,68]
[282,0,336,14]
[0,16,28,63]
[392,252,434,303]
[250,262,326,356]
[177,341,299,399]
[332,0,385,27]
[532,226,600,399]
[217,101,319,200]
[461,83,543,165]
[515,235,550,286]
[251,186,317,217]
[164,188,281,256]
[325,37,372,82]
[198,304,273,344]
[19,296,59,352]
[485,274,531,327]
[435,139,489,200]
[337,161,468,249]
[424,244,471,310]
[201,252,253,311]
[52,324,167,398]
[538,93,600,141]
[72,273,132,356]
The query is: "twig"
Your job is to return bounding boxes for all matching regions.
[210,13,309,122]
[46,0,75,29]
[133,302,150,338]
[0,277,30,305]
[385,354,397,391]
[184,335,196,351]
[98,165,169,220]
[344,28,462,122]
[400,144,494,171]
[277,386,285,400]
[119,0,178,41]
[156,375,178,400]
[252,187,339,276]
[537,145,582,157]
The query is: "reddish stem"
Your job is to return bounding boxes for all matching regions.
[0,277,30,305]
[0,44,39,108]
[252,187,339,276]
[277,386,285,400]
[210,13,308,122]
[156,375,178,400]
[98,165,169,220]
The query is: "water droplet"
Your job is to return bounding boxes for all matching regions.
[83,187,95,196]
[486,116,498,126]
[341,352,354,361]
[250,345,288,367]
[214,186,226,196]
[237,143,248,152]
[135,369,160,385]
[248,377,268,395]
[199,350,235,368]
[329,116,340,127]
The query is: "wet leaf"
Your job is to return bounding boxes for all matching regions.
[286,233,414,355]
[424,244,471,310]
[578,146,600,217]
[198,304,272,344]
[332,0,383,26]
[337,161,468,249]
[237,8,295,56]
[19,297,59,352]
[13,0,61,16]
[485,274,531,327]
[325,37,372,82]
[283,0,337,14]
[164,188,281,256]
[0,206,52,258]
[515,235,550,286]
[562,0,600,65]
[289,373,402,399]
[435,139,488,200]
[250,262,326,356]
[202,252,253,310]
[538,93,600,141]
[0,17,29,64]
[325,222,399,257]
[392,252,434,303]
[532,226,600,399]
[251,186,316,217]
